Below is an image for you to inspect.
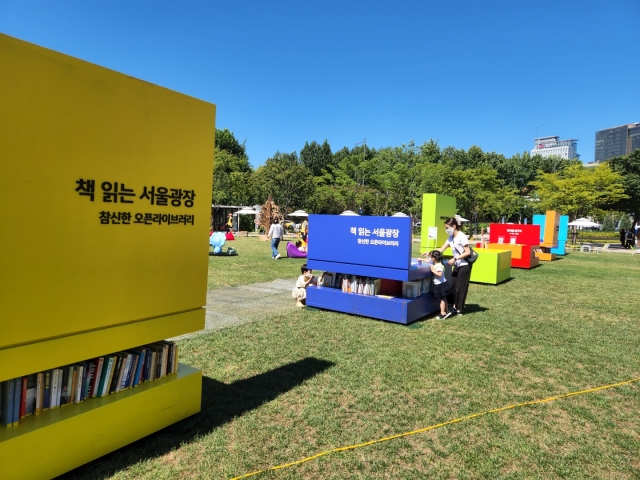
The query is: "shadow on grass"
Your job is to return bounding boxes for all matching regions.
[461,303,489,314]
[59,357,334,480]
[474,277,515,286]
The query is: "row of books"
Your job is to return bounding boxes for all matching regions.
[1,340,178,428]
[402,277,433,298]
[318,272,382,296]
[317,272,434,299]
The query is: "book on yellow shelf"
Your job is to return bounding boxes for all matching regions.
[98,356,115,398]
[173,344,179,374]
[35,372,44,415]
[56,367,64,408]
[50,369,60,409]
[25,374,37,416]
[59,366,70,406]
[69,367,78,404]
[1,378,16,427]
[118,353,133,392]
[106,356,118,396]
[90,357,105,398]
[84,360,96,400]
[148,349,158,381]
[42,371,51,411]
[19,376,28,419]
[108,355,124,395]
[75,363,86,403]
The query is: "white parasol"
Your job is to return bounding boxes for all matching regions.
[340,210,359,216]
[235,208,258,215]
[455,215,470,223]
[234,207,258,232]
[287,210,309,217]
[568,218,601,228]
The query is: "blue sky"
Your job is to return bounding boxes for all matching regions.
[1,1,638,166]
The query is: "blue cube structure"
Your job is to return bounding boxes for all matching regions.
[306,214,440,324]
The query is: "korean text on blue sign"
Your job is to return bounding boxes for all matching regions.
[308,214,412,270]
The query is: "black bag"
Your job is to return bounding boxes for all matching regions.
[467,246,479,264]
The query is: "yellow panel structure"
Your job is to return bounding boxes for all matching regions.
[0,33,213,478]
[0,309,204,381]
[0,33,214,349]
[0,364,202,480]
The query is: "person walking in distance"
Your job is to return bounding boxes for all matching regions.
[268,218,284,259]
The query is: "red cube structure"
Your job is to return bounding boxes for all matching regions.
[487,224,541,269]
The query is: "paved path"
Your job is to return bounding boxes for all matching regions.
[172,278,296,340]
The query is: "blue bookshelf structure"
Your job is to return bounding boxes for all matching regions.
[306,215,440,325]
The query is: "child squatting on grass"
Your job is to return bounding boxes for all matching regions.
[429,250,453,320]
[292,264,316,308]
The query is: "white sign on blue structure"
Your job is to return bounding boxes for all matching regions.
[308,214,412,270]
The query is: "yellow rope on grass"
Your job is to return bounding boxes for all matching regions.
[230,376,640,479]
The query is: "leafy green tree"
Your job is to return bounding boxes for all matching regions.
[530,164,627,219]
[253,152,315,214]
[300,140,334,176]
[215,128,247,159]
[619,215,633,230]
[418,139,443,164]
[602,214,616,231]
[608,149,640,223]
[212,148,255,205]
[486,151,579,194]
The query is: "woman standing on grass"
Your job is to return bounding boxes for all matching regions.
[437,217,473,315]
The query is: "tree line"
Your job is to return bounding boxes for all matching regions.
[212,128,639,225]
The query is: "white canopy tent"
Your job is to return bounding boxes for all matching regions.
[288,210,309,217]
[568,218,601,228]
[233,207,258,232]
[340,210,359,216]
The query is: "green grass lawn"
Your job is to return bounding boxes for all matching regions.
[66,240,640,479]
[206,237,308,290]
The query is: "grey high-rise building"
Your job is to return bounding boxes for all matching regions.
[594,123,640,162]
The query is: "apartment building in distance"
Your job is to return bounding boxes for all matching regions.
[594,123,640,163]
[531,136,579,160]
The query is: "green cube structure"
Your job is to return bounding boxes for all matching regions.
[421,194,456,253]
[469,248,512,284]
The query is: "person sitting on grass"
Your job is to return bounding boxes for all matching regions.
[295,240,307,252]
[429,250,452,320]
[292,264,316,308]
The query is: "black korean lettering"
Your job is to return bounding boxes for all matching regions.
[170,189,182,207]
[76,179,96,201]
[99,211,110,224]
[156,187,169,206]
[102,182,118,203]
[118,184,135,204]
[182,190,195,207]
[140,186,155,204]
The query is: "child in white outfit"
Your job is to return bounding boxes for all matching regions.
[429,250,452,320]
[292,264,316,307]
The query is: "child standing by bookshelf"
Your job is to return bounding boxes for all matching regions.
[429,250,452,320]
[292,264,316,307]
